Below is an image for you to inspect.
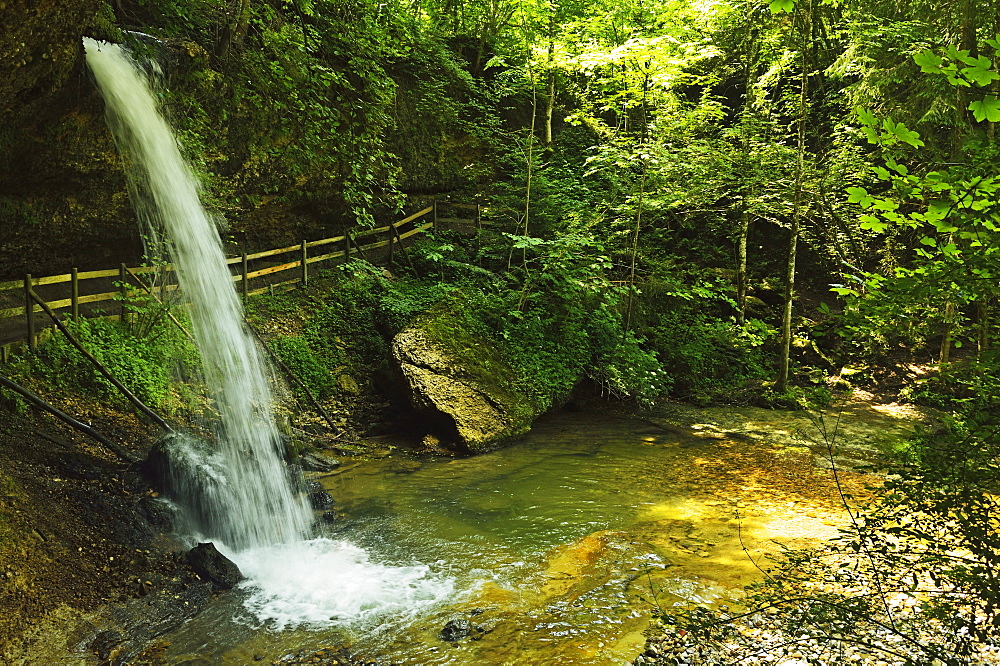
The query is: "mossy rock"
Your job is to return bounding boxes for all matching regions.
[392,305,539,453]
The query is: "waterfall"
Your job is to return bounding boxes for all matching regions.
[83,38,311,549]
[83,38,452,630]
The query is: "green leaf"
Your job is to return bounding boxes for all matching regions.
[856,107,878,126]
[969,95,1000,122]
[846,186,872,207]
[961,60,1000,87]
[944,45,971,62]
[890,120,925,148]
[913,50,943,73]
[860,215,887,233]
[768,0,795,12]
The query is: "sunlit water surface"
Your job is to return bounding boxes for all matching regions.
[162,405,912,664]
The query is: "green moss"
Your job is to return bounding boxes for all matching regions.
[413,302,539,441]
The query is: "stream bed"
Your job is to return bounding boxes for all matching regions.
[160,401,925,665]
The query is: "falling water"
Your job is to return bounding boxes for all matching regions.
[83,38,311,547]
[83,38,452,629]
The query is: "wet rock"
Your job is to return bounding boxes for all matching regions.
[321,511,338,523]
[392,307,541,453]
[89,577,213,665]
[138,496,175,530]
[185,542,244,590]
[142,435,176,491]
[300,452,340,472]
[309,491,335,510]
[88,629,123,661]
[440,617,475,642]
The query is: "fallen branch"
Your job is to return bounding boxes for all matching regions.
[0,374,136,463]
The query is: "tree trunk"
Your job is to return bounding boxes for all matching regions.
[977,298,989,363]
[736,4,756,328]
[544,14,555,152]
[544,68,555,151]
[215,0,251,62]
[736,207,749,326]
[940,299,955,365]
[624,158,647,332]
[777,0,811,393]
[0,374,135,464]
[523,70,537,268]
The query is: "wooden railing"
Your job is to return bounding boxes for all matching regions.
[0,202,485,358]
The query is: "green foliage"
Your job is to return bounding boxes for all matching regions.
[915,41,1000,121]
[837,109,1000,361]
[248,263,394,401]
[4,317,198,415]
[646,309,772,405]
[269,334,338,399]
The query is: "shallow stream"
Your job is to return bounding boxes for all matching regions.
[161,401,923,665]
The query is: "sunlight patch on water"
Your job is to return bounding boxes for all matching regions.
[221,538,456,631]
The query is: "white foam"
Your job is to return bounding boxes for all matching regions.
[226,538,455,631]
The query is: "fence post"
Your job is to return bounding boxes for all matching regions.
[241,252,248,300]
[119,264,129,325]
[344,234,351,265]
[24,274,35,351]
[301,240,308,286]
[71,267,79,321]
[432,200,438,231]
[387,224,395,268]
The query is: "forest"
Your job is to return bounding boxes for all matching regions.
[1,0,1000,663]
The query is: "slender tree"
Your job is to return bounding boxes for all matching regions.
[776,0,812,393]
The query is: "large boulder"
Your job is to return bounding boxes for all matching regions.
[392,307,539,452]
[186,542,244,590]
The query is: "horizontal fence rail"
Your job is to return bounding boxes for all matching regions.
[0,202,488,357]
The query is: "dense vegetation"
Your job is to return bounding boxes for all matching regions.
[3,0,1000,661]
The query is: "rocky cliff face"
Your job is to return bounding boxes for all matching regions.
[0,0,145,279]
[392,306,540,453]
[0,0,100,124]
[0,2,489,280]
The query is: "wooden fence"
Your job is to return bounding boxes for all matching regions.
[0,201,485,359]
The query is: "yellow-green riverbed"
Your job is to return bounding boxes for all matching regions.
[160,401,924,665]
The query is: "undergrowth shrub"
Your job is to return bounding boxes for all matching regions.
[645,309,772,404]
[2,315,198,415]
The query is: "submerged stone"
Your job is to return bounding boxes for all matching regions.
[392,306,540,453]
[299,452,340,472]
[309,490,335,510]
[440,617,475,642]
[186,542,244,590]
